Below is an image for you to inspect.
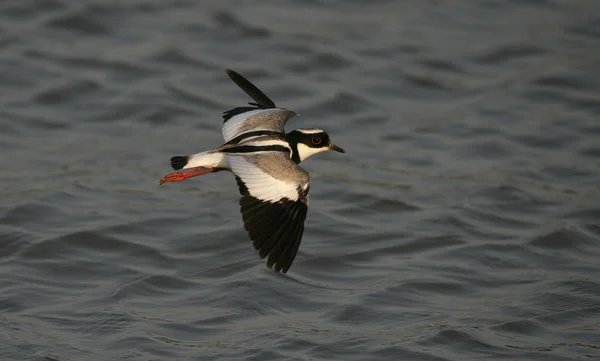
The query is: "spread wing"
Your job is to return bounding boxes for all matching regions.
[226,68,275,108]
[221,69,297,143]
[226,150,310,273]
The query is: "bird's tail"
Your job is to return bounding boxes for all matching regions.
[169,151,229,171]
[170,156,188,170]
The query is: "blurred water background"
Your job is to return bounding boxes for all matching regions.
[1,0,599,360]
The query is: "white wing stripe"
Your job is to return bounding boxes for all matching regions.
[238,138,291,148]
[228,156,300,202]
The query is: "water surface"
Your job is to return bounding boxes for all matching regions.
[1,1,600,360]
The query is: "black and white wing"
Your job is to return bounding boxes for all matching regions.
[226,147,310,273]
[221,69,297,143]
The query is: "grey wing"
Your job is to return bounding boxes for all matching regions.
[221,69,297,142]
[222,108,297,142]
[227,152,310,273]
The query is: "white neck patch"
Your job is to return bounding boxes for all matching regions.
[297,143,328,161]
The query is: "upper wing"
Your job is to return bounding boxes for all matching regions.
[221,69,297,142]
[222,108,297,143]
[226,69,275,107]
[226,150,310,273]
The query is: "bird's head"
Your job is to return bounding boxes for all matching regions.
[286,128,345,163]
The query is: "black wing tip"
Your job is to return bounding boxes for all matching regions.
[224,68,276,108]
[225,68,243,83]
[238,193,307,274]
[267,208,305,274]
[170,156,189,170]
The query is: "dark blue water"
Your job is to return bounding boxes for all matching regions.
[1,1,600,360]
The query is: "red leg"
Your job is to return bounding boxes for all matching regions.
[159,167,216,185]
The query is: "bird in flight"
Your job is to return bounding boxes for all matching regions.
[160,69,345,273]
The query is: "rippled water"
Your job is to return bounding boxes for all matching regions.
[1,1,600,360]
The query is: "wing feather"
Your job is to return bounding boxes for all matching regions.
[257,201,299,259]
[229,153,309,273]
[225,69,276,107]
[221,108,296,142]
[221,69,297,142]
[267,204,304,272]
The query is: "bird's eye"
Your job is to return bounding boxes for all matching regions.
[311,136,322,145]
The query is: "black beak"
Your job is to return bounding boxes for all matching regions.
[330,144,346,153]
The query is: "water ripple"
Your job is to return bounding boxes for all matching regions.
[1,0,600,360]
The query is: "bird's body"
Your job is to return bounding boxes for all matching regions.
[160,69,344,273]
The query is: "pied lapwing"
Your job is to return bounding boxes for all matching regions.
[160,69,345,273]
